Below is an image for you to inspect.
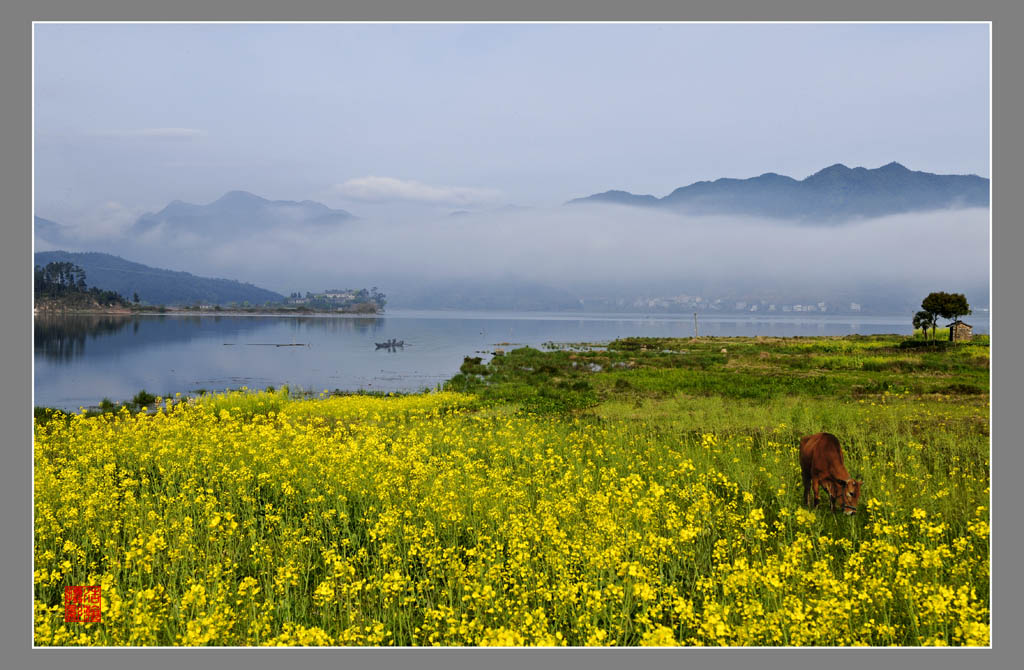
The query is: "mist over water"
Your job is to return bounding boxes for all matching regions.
[57,205,990,306]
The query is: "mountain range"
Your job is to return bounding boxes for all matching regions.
[567,162,989,220]
[31,162,990,311]
[34,162,990,253]
[132,190,355,238]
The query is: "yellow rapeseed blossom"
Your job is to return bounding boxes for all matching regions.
[33,388,989,647]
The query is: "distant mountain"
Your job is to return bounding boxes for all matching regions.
[34,192,356,252]
[568,162,989,220]
[34,251,286,306]
[131,190,355,238]
[572,190,660,208]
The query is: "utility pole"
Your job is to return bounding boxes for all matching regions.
[694,312,699,338]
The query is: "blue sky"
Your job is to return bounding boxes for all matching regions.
[34,22,990,227]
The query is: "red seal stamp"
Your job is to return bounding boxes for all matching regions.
[64,586,101,623]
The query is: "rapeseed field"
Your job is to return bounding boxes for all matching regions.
[34,336,990,646]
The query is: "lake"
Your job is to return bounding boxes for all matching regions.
[33,310,990,410]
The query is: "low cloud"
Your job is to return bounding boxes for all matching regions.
[81,201,148,237]
[306,205,989,289]
[37,201,146,242]
[33,237,59,252]
[333,176,502,206]
[79,202,990,305]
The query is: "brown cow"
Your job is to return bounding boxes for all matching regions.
[799,432,862,515]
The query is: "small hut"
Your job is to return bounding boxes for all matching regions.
[949,320,973,342]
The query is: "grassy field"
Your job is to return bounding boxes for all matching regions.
[33,334,990,646]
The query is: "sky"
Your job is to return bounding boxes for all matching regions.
[34,22,990,228]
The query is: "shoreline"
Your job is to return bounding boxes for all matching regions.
[33,306,385,318]
[35,331,989,413]
[31,306,993,331]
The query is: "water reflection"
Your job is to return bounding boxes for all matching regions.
[282,316,383,336]
[34,313,133,362]
[34,314,385,362]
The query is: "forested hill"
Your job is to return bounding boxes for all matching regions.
[34,251,286,306]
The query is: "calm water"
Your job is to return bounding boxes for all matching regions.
[33,310,989,410]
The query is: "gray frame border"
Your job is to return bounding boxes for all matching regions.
[4,1,1018,669]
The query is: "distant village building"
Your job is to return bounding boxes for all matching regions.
[949,320,973,342]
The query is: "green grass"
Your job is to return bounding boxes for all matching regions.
[446,335,989,408]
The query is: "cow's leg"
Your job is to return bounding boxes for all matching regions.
[810,479,819,508]
[802,471,812,507]
[823,479,838,511]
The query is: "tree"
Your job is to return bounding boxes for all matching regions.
[370,287,387,310]
[920,291,972,339]
[912,311,933,339]
[925,292,946,338]
[35,261,88,296]
[133,292,140,303]
[919,293,945,340]
[940,292,971,324]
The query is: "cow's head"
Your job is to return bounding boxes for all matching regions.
[829,478,862,515]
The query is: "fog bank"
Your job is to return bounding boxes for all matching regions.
[41,204,990,307]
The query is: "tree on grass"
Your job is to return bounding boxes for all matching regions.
[912,310,934,339]
[940,293,972,324]
[919,292,972,340]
